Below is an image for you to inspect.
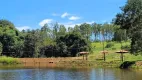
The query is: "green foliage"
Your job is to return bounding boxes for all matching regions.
[113,29,127,42]
[0,19,15,29]
[92,23,120,41]
[114,0,142,54]
[39,45,58,57]
[79,23,91,40]
[114,0,142,30]
[53,22,59,39]
[112,48,116,50]
[121,45,130,51]
[13,40,24,57]
[0,42,2,55]
[0,56,19,64]
[38,33,91,57]
[0,19,19,56]
[23,33,35,57]
[56,33,90,57]
[0,16,141,58]
[58,25,66,37]
[68,27,74,33]
[89,41,142,62]
[105,42,114,48]
[131,30,142,53]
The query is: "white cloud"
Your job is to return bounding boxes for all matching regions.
[16,26,31,31]
[61,12,69,18]
[39,19,53,27]
[69,16,80,21]
[59,22,81,28]
[64,23,81,28]
[59,21,94,28]
[52,13,59,16]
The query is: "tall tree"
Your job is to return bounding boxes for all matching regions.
[53,22,59,40]
[23,30,37,57]
[0,20,18,56]
[68,27,74,33]
[73,25,80,33]
[114,0,142,54]
[58,25,66,36]
[80,23,91,41]
[92,23,99,41]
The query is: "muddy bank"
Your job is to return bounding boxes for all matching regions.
[18,57,84,68]
[17,57,120,68]
[16,58,142,69]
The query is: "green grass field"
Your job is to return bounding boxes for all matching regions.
[89,41,142,62]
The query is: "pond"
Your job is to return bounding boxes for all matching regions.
[0,67,142,80]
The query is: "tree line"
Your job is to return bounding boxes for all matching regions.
[4,0,142,57]
[0,19,127,58]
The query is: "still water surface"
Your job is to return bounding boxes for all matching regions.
[0,68,142,80]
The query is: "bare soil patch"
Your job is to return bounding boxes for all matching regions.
[18,57,83,68]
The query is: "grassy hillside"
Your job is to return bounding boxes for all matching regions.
[89,41,142,61]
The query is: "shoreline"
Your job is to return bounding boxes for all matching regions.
[0,57,142,69]
[17,58,142,69]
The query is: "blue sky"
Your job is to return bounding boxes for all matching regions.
[0,0,127,31]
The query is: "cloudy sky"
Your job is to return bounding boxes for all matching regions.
[0,0,126,31]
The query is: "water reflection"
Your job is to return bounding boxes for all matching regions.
[90,68,142,80]
[0,68,142,80]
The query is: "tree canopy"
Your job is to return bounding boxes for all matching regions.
[0,13,133,57]
[114,0,142,54]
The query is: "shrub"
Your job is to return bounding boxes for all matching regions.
[0,56,19,64]
[105,43,114,48]
[56,33,90,57]
[112,48,116,50]
[121,45,130,51]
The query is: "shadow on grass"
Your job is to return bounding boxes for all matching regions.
[119,61,135,69]
[96,59,104,61]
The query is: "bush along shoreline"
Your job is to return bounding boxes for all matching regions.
[0,56,19,65]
